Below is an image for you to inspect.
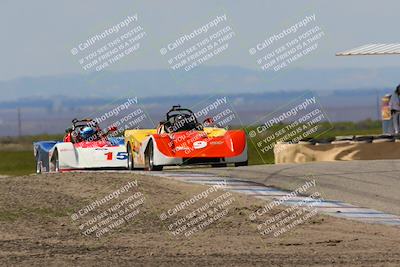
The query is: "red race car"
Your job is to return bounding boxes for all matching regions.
[125,105,248,171]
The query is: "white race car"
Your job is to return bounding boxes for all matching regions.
[33,119,128,173]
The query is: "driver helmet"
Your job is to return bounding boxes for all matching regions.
[80,126,95,140]
[175,114,184,121]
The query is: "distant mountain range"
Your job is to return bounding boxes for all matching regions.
[0,66,398,136]
[0,66,399,101]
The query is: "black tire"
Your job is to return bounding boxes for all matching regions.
[354,136,373,143]
[146,141,163,171]
[35,154,42,174]
[51,149,60,172]
[127,143,135,170]
[211,163,227,168]
[234,160,248,167]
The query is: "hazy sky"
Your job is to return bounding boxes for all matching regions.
[1,0,400,81]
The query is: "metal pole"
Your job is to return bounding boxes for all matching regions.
[376,89,380,121]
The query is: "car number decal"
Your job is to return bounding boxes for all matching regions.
[104,152,128,160]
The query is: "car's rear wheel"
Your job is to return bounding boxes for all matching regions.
[234,160,248,167]
[211,163,227,168]
[146,141,163,171]
[51,150,60,172]
[127,143,135,170]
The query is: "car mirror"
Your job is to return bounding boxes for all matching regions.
[203,117,214,126]
[108,126,118,132]
[65,127,72,133]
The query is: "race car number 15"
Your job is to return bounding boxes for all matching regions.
[104,152,128,160]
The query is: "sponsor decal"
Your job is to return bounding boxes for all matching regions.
[210,141,224,145]
[175,146,190,151]
[193,141,207,149]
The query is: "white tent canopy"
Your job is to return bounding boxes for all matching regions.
[336,43,400,56]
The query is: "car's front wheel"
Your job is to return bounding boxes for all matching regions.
[234,160,248,167]
[35,154,42,174]
[127,143,135,170]
[146,141,163,171]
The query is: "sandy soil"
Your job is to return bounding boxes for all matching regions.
[0,172,399,266]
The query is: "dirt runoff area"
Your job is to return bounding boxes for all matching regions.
[0,172,399,266]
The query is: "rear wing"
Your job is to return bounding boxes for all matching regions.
[336,43,400,56]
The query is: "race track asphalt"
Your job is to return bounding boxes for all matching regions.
[172,159,400,216]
